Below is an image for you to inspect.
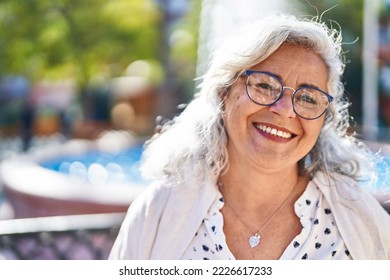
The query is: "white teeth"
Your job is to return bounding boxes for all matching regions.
[256,124,292,139]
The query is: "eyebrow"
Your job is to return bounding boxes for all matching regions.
[261,70,323,90]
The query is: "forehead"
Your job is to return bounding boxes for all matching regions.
[252,44,328,88]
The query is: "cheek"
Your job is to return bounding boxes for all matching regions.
[302,119,324,145]
[223,94,247,135]
[224,93,243,119]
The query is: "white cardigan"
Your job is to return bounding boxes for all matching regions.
[109,172,390,259]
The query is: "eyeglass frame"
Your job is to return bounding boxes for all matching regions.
[240,70,334,120]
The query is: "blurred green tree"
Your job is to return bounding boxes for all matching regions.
[0,0,202,138]
[0,0,162,88]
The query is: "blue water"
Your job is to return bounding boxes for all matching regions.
[40,144,147,186]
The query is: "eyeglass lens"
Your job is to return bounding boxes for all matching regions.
[246,72,330,119]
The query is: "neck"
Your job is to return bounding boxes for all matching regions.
[218,163,306,211]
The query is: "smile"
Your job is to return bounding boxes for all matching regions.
[255,124,293,139]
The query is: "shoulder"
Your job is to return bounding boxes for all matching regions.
[110,178,219,259]
[311,171,390,259]
[109,180,173,259]
[120,179,179,235]
[129,180,172,215]
[312,171,386,212]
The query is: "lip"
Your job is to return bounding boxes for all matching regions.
[253,122,297,142]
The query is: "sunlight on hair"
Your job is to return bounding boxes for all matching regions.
[197,0,305,77]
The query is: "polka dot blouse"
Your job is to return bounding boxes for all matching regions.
[180,183,352,260]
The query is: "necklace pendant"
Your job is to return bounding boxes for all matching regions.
[249,233,260,248]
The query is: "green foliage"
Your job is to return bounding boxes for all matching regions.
[0,0,163,87]
[298,0,363,45]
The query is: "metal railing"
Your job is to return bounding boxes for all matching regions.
[0,212,125,260]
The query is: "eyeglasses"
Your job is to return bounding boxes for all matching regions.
[241,70,334,120]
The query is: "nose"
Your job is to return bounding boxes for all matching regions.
[268,87,297,118]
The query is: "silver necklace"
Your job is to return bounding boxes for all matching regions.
[220,183,295,248]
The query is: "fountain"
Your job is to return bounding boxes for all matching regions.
[0,131,148,218]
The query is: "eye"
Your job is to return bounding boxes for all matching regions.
[295,89,320,107]
[245,72,281,102]
[248,81,277,93]
[254,82,274,91]
[299,94,318,105]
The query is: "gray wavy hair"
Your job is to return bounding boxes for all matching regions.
[140,14,376,185]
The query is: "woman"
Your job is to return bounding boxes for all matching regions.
[109,14,390,260]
